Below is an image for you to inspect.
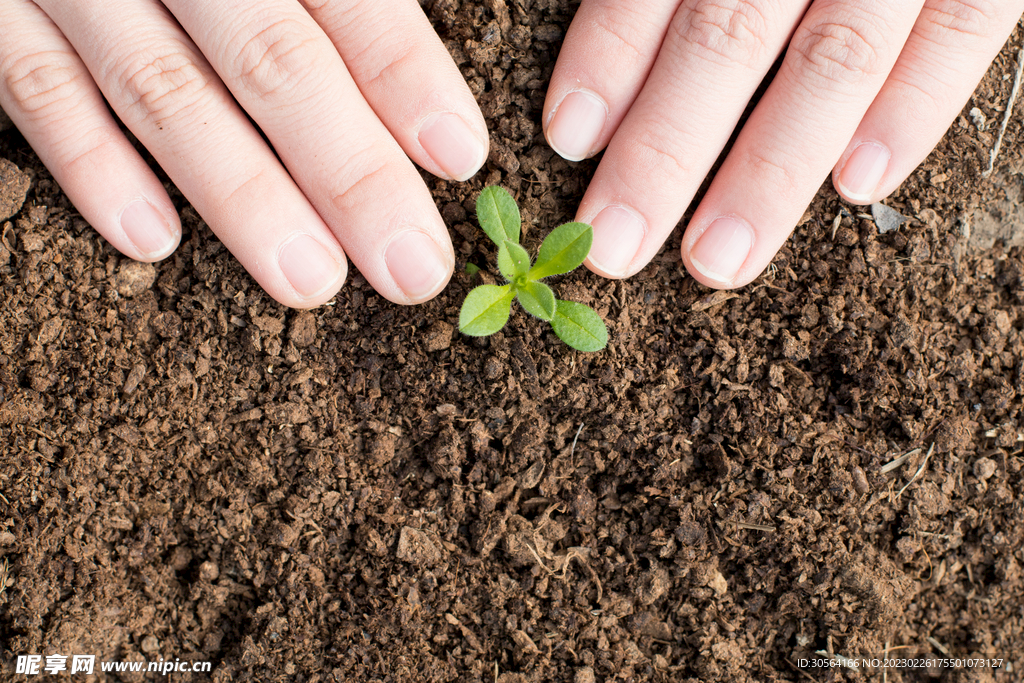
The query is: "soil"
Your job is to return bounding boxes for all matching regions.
[2,2,1024,682]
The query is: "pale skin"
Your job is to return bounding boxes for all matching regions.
[0,1,1021,308]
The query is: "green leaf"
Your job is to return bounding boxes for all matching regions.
[459,285,514,337]
[464,263,481,277]
[498,239,531,281]
[476,186,521,247]
[516,281,556,321]
[497,244,513,281]
[529,222,593,280]
[551,300,608,352]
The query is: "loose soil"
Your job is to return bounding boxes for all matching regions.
[2,3,1024,681]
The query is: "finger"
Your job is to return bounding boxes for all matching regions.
[572,0,809,278]
[36,0,348,308]
[542,0,681,161]
[0,0,180,262]
[682,0,926,288]
[304,0,488,182]
[833,0,1024,203]
[167,0,455,304]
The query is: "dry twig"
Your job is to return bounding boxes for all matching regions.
[983,46,1024,177]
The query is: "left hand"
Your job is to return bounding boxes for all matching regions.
[543,0,1024,288]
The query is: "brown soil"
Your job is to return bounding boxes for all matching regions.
[2,3,1024,682]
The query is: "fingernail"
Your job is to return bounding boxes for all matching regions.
[689,216,754,285]
[588,205,646,277]
[279,234,344,300]
[547,89,608,162]
[121,200,178,258]
[419,113,486,181]
[385,230,452,302]
[837,142,890,202]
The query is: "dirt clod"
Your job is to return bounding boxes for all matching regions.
[115,260,157,297]
[974,457,998,480]
[0,157,30,221]
[396,527,443,567]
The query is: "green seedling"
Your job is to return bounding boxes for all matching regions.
[459,186,608,352]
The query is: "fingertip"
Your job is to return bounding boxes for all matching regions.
[277,233,348,308]
[383,228,454,305]
[683,216,754,289]
[584,204,647,277]
[119,198,182,261]
[834,141,891,205]
[545,88,609,162]
[418,111,488,182]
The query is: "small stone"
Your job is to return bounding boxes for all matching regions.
[707,569,728,596]
[36,317,63,346]
[252,314,285,336]
[123,363,146,395]
[151,311,183,338]
[169,546,192,571]
[396,526,443,567]
[0,158,31,222]
[851,465,870,494]
[575,667,595,683]
[636,566,670,605]
[515,460,545,489]
[20,233,44,252]
[368,433,397,466]
[872,202,909,234]
[199,561,219,581]
[973,457,997,481]
[289,311,317,348]
[116,261,157,298]
[424,321,453,352]
[273,522,301,548]
[484,357,504,379]
[141,635,160,654]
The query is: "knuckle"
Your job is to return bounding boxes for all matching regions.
[744,148,801,200]
[922,0,999,41]
[360,45,417,92]
[633,127,688,180]
[61,135,120,177]
[3,51,84,118]
[232,19,323,100]
[116,46,210,127]
[330,146,394,215]
[674,0,773,67]
[591,6,656,65]
[790,18,885,85]
[224,169,269,208]
[614,124,691,208]
[887,70,946,113]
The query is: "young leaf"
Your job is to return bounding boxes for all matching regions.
[551,300,608,352]
[459,285,514,337]
[516,281,557,321]
[529,222,593,280]
[464,263,481,277]
[498,239,531,281]
[476,186,521,247]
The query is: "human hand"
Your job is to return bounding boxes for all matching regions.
[543,1,1024,288]
[0,0,488,307]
